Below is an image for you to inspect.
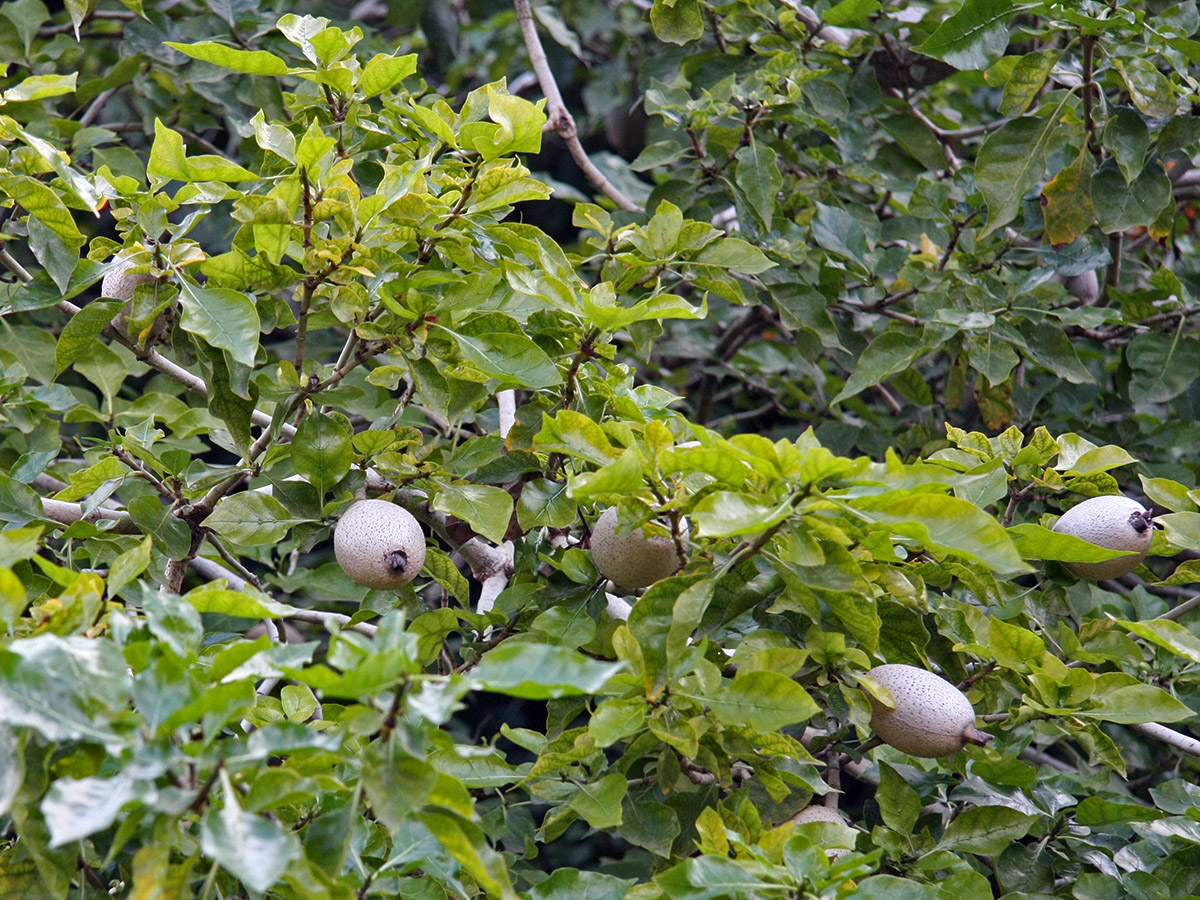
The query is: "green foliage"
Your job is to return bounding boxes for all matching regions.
[1,1,1200,898]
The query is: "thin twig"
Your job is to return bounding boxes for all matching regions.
[513,0,642,212]
[190,555,377,637]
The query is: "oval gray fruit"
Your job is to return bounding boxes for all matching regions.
[1051,494,1153,580]
[590,506,683,590]
[789,805,854,858]
[865,663,992,758]
[101,255,154,301]
[334,499,426,590]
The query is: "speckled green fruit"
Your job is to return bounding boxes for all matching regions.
[789,806,854,858]
[590,506,683,590]
[101,255,153,301]
[1051,494,1153,580]
[334,499,426,590]
[866,664,992,758]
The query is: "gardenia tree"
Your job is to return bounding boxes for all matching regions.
[3,0,1200,898]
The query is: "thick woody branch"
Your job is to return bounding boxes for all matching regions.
[513,0,642,213]
[498,389,516,439]
[461,539,514,617]
[1133,722,1200,758]
[41,498,139,533]
[606,592,632,621]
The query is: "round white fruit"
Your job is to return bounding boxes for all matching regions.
[334,499,426,590]
[590,506,683,590]
[789,806,854,858]
[1051,494,1153,580]
[790,805,847,826]
[101,255,154,301]
[865,664,992,758]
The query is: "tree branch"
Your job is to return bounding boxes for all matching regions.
[189,555,377,637]
[513,0,642,212]
[1133,722,1200,758]
[40,497,138,533]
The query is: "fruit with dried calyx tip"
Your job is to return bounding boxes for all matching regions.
[334,499,426,590]
[1051,494,1154,580]
[590,506,684,590]
[865,664,993,758]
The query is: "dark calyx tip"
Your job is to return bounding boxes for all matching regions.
[1130,510,1154,534]
[385,550,408,573]
[963,724,994,747]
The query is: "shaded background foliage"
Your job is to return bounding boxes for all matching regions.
[5,0,1200,899]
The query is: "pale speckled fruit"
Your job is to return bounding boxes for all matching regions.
[590,506,683,590]
[334,499,426,590]
[866,664,992,758]
[1051,494,1153,580]
[789,806,854,858]
[101,256,154,301]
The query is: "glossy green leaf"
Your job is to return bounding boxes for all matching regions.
[1007,523,1129,563]
[853,493,1030,573]
[55,299,121,375]
[359,52,418,97]
[657,855,778,899]
[1103,107,1150,184]
[529,869,635,900]
[735,142,782,231]
[569,771,626,828]
[1114,57,1176,118]
[833,328,928,404]
[1116,618,1200,664]
[976,109,1063,237]
[292,413,353,497]
[443,315,561,389]
[470,643,621,699]
[165,41,290,75]
[3,73,76,103]
[517,478,576,529]
[822,0,882,27]
[43,775,134,847]
[998,50,1058,116]
[1077,684,1193,724]
[1092,159,1172,234]
[459,87,546,160]
[939,806,1036,855]
[916,0,1014,69]
[176,279,261,370]
[148,119,259,183]
[691,491,793,538]
[696,670,820,732]
[650,0,704,44]
[0,174,84,251]
[202,492,299,545]
[201,772,302,894]
[432,483,513,545]
[183,584,297,619]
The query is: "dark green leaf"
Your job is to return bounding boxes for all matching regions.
[916,0,1014,69]
[292,413,353,498]
[470,643,621,699]
[650,0,704,44]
